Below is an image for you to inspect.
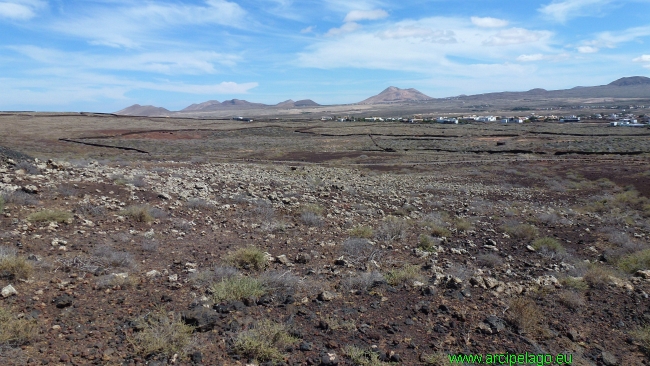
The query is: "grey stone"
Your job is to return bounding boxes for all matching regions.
[182,307,220,332]
[601,351,618,366]
[1,284,17,297]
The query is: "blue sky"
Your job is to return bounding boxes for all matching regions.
[1,0,650,112]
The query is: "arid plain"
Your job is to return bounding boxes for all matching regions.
[1,111,650,366]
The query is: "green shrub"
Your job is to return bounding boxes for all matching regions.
[233,319,298,362]
[617,249,650,273]
[385,264,423,286]
[349,225,374,239]
[27,209,72,223]
[532,237,565,253]
[0,196,4,212]
[128,308,194,358]
[209,276,266,302]
[0,306,39,346]
[424,352,453,365]
[225,247,268,271]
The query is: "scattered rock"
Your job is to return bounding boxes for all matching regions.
[22,185,38,194]
[318,291,337,301]
[320,352,338,365]
[182,307,221,332]
[53,294,74,308]
[1,284,17,297]
[601,351,618,366]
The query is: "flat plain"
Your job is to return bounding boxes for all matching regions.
[1,113,650,365]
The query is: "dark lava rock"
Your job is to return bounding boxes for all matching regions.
[483,315,505,334]
[190,351,203,364]
[53,294,74,308]
[320,352,338,365]
[300,342,313,351]
[182,307,220,332]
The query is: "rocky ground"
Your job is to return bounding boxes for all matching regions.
[1,149,650,366]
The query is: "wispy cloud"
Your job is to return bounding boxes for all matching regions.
[49,0,247,48]
[634,54,650,69]
[577,45,598,53]
[483,28,552,46]
[9,45,242,75]
[0,0,45,20]
[344,9,388,22]
[538,0,614,22]
[517,54,545,62]
[326,21,361,36]
[470,16,508,28]
[378,27,457,43]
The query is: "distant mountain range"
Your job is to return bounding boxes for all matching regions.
[116,98,321,116]
[115,76,650,117]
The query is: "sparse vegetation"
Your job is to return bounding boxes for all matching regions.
[502,223,539,240]
[349,224,374,239]
[617,249,650,273]
[225,246,268,271]
[128,308,194,358]
[209,276,266,302]
[506,297,543,335]
[532,237,565,253]
[27,209,72,223]
[631,325,650,356]
[345,345,390,366]
[418,234,438,252]
[0,306,39,346]
[376,216,408,241]
[232,319,298,362]
[121,205,155,223]
[583,265,617,289]
[0,246,33,280]
[557,290,585,310]
[385,264,423,286]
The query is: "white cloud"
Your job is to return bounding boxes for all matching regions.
[470,16,508,28]
[0,0,45,20]
[298,17,556,76]
[378,27,456,43]
[484,28,551,46]
[49,0,247,48]
[586,25,650,49]
[326,22,360,36]
[300,26,315,33]
[539,0,613,22]
[633,55,650,62]
[344,9,388,22]
[517,54,545,62]
[577,45,598,53]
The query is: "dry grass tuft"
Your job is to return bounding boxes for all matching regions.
[0,306,39,346]
[349,224,374,239]
[233,319,298,362]
[345,345,391,365]
[225,247,268,271]
[209,276,266,302]
[506,297,543,335]
[27,209,72,223]
[0,246,33,280]
[385,264,423,286]
[128,308,194,358]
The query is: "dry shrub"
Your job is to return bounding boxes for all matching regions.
[349,225,374,239]
[93,246,136,269]
[345,345,391,365]
[617,249,650,273]
[121,205,154,223]
[476,253,503,269]
[631,325,650,356]
[502,223,539,240]
[583,265,616,289]
[0,246,33,280]
[376,216,409,242]
[233,319,298,362]
[96,273,138,290]
[557,290,585,310]
[128,308,194,358]
[27,209,72,223]
[0,306,38,346]
[385,264,423,286]
[506,297,543,335]
[343,271,385,291]
[225,247,268,271]
[209,276,266,303]
[0,190,38,206]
